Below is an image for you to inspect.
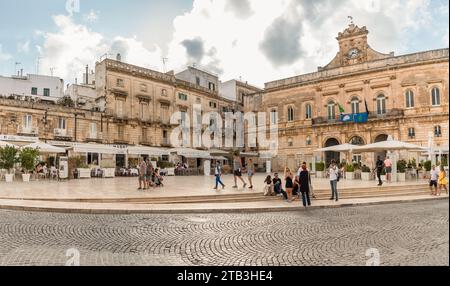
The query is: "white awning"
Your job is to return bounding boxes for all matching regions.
[127,146,169,156]
[211,156,227,161]
[0,141,18,148]
[240,152,259,158]
[71,143,125,155]
[23,141,67,154]
[170,148,211,159]
[352,139,427,152]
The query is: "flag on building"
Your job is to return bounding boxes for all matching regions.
[338,104,345,114]
[364,99,369,114]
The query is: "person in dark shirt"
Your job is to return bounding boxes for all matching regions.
[272,173,288,200]
[374,156,385,186]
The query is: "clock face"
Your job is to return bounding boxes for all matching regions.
[347,48,360,59]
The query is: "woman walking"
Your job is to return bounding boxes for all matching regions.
[213,162,226,190]
[247,159,255,189]
[284,167,294,202]
[299,163,311,207]
[438,166,448,196]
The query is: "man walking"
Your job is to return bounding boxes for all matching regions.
[375,156,384,186]
[430,165,439,195]
[232,152,247,189]
[213,162,225,190]
[384,156,393,183]
[138,158,147,190]
[328,160,339,202]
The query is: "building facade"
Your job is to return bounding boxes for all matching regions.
[0,73,64,103]
[245,24,449,171]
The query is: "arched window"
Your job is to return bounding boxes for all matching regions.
[351,97,360,114]
[287,106,294,122]
[405,90,414,108]
[376,94,386,115]
[349,136,365,146]
[305,104,312,119]
[431,87,441,106]
[327,101,336,120]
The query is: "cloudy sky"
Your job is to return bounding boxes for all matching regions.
[0,0,448,87]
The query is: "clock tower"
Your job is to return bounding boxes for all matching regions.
[319,23,394,71]
[336,23,369,66]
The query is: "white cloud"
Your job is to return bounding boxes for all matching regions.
[18,41,30,54]
[84,10,99,22]
[37,15,162,83]
[165,0,440,86]
[0,44,12,61]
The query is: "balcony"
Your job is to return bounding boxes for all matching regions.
[17,126,39,137]
[312,109,405,126]
[53,128,72,140]
[139,136,152,146]
[161,138,171,147]
[86,132,103,143]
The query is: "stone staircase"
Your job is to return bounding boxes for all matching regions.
[21,183,431,205]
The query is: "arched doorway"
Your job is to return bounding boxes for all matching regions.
[324,138,340,166]
[374,134,388,162]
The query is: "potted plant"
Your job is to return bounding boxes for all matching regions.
[361,165,372,181]
[315,162,325,178]
[423,160,432,179]
[0,146,19,182]
[346,164,355,180]
[101,160,116,178]
[19,147,39,182]
[397,159,407,182]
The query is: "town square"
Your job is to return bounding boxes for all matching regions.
[0,0,448,269]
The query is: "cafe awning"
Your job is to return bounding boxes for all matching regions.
[23,141,67,154]
[315,143,359,152]
[71,143,125,155]
[127,146,169,156]
[170,148,211,159]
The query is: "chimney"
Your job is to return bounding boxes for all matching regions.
[116,53,121,62]
[85,65,89,84]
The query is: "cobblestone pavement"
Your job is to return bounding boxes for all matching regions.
[0,200,447,266]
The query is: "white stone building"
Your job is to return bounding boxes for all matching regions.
[0,73,64,103]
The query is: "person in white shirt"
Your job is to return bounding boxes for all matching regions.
[327,160,339,202]
[430,165,439,195]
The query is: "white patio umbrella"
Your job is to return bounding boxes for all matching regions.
[0,141,18,148]
[352,136,427,182]
[23,141,67,154]
[315,143,359,152]
[351,139,427,152]
[127,146,169,157]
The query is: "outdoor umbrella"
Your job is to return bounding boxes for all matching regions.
[23,141,67,154]
[315,143,359,152]
[351,138,427,152]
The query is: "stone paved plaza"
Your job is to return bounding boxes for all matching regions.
[0,200,447,266]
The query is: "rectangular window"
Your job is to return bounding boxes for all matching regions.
[408,128,415,139]
[87,153,99,165]
[209,82,216,91]
[178,93,188,101]
[196,77,201,86]
[118,125,124,140]
[140,102,149,121]
[43,88,50,97]
[90,123,97,138]
[209,101,217,108]
[270,110,277,124]
[58,118,66,129]
[23,115,32,129]
[116,100,124,118]
[31,87,38,95]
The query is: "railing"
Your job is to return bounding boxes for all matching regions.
[54,128,68,137]
[162,138,170,146]
[312,109,405,125]
[17,126,39,136]
[86,132,103,142]
[139,136,152,146]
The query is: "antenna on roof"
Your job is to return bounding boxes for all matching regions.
[162,57,168,73]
